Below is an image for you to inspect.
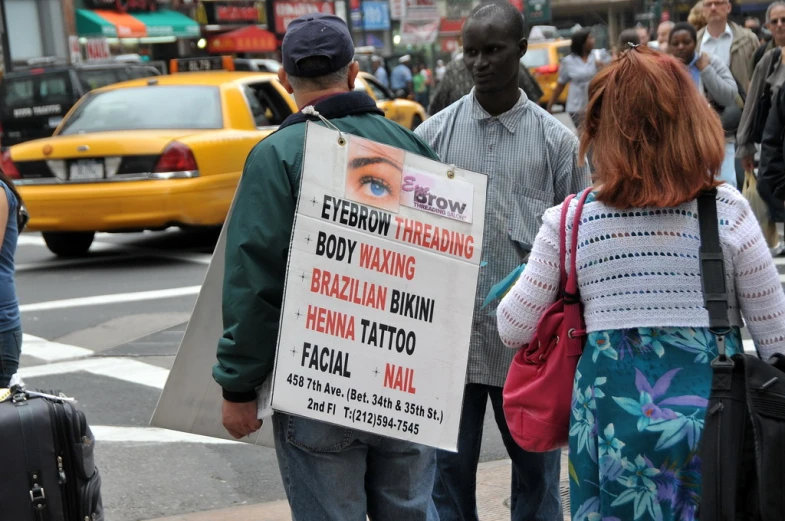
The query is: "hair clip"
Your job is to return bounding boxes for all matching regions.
[627,42,641,50]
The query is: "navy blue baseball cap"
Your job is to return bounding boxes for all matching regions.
[282,13,354,78]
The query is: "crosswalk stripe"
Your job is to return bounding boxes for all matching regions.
[20,286,201,312]
[91,426,239,444]
[17,235,48,247]
[18,357,169,389]
[22,334,93,362]
[18,233,212,266]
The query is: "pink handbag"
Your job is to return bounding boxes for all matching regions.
[502,187,591,453]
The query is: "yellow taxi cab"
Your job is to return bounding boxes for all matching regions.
[521,39,571,106]
[355,71,427,130]
[3,57,297,256]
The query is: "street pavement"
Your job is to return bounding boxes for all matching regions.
[16,227,519,521]
[14,112,772,521]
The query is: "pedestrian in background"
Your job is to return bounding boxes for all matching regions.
[738,2,785,177]
[416,3,590,519]
[497,45,785,521]
[391,54,413,98]
[214,13,441,520]
[697,0,758,89]
[752,3,785,68]
[746,19,768,48]
[428,52,543,116]
[697,0,758,189]
[745,16,762,33]
[758,66,785,224]
[0,169,22,388]
[547,28,608,128]
[636,25,651,46]
[414,64,430,109]
[670,22,740,188]
[614,28,640,59]
[657,20,675,52]
[373,55,389,88]
[689,1,708,31]
[435,59,447,84]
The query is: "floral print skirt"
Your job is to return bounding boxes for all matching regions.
[569,327,741,521]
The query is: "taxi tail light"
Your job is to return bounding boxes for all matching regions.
[535,64,559,75]
[153,142,198,176]
[0,150,19,179]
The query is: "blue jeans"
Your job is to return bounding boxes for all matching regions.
[0,328,21,388]
[273,412,439,521]
[433,384,563,521]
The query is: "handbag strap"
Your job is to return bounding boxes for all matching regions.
[558,194,577,289]
[697,189,733,363]
[564,188,593,298]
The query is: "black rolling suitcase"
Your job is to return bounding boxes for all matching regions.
[0,385,103,521]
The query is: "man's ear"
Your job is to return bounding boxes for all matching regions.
[347,61,360,90]
[278,67,294,94]
[518,38,528,59]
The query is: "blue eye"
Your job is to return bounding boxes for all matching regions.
[359,176,393,198]
[369,181,387,196]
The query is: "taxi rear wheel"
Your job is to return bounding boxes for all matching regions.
[410,115,423,131]
[42,232,95,257]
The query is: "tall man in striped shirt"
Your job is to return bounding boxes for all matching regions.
[415,3,591,520]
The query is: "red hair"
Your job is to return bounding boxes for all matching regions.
[580,46,724,209]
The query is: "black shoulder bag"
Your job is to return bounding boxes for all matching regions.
[697,189,785,521]
[750,47,782,144]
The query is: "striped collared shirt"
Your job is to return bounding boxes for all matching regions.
[415,89,591,387]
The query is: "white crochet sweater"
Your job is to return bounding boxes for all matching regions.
[497,185,785,360]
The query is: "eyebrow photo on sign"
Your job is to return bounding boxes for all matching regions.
[345,136,404,212]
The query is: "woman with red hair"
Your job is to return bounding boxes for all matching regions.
[497,46,785,520]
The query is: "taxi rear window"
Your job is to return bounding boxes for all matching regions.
[59,86,223,135]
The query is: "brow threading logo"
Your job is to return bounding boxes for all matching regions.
[402,176,467,216]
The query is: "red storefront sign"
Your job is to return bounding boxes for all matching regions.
[216,5,259,22]
[274,1,335,33]
[208,26,277,53]
[86,38,112,60]
[85,0,157,12]
[439,17,464,35]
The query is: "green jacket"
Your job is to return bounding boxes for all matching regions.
[213,91,439,402]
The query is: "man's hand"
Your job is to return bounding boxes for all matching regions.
[222,399,262,439]
[742,155,755,173]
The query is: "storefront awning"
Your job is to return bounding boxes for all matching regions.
[207,26,277,53]
[132,10,201,38]
[76,9,200,39]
